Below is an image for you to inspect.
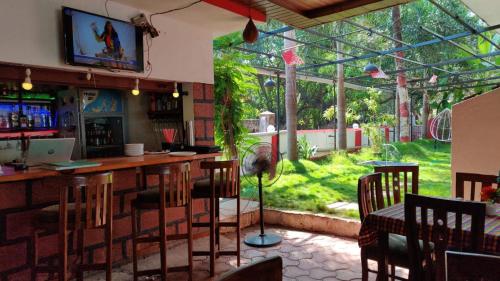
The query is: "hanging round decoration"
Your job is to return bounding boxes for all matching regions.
[243,18,259,43]
[430,108,452,142]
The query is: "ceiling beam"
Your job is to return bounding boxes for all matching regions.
[303,0,383,19]
[202,0,266,22]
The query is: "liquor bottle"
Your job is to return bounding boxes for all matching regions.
[19,106,28,128]
[150,95,156,112]
[33,105,41,128]
[0,108,8,129]
[9,105,19,128]
[26,106,33,128]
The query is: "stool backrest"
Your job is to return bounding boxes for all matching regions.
[72,172,113,229]
[167,162,191,207]
[201,160,240,198]
[455,172,497,201]
[374,165,418,206]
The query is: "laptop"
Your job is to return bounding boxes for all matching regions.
[26,138,76,166]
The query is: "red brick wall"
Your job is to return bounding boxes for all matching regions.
[0,83,215,280]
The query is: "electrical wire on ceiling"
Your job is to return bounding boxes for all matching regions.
[149,0,203,27]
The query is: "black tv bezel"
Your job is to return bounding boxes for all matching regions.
[62,6,144,73]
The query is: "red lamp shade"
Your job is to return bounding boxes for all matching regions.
[243,18,259,44]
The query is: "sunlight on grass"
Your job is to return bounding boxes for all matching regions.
[241,139,451,219]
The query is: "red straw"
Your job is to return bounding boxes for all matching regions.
[162,129,176,143]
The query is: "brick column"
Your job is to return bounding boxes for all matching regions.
[192,83,215,147]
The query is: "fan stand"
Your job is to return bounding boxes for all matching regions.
[244,172,282,248]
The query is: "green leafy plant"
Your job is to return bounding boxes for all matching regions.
[298,135,318,159]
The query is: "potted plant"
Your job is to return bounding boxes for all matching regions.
[480,185,500,216]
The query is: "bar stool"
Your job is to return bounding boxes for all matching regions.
[131,163,193,281]
[31,172,114,281]
[191,159,241,277]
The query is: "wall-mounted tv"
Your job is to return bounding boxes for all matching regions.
[62,7,144,72]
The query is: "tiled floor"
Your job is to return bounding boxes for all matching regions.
[87,225,392,281]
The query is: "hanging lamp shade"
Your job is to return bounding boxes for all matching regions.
[243,18,259,44]
[363,63,379,73]
[264,78,276,89]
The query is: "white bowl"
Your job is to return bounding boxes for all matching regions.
[124,143,144,156]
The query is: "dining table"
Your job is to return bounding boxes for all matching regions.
[358,202,500,281]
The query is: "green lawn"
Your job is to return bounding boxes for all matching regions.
[241,140,451,218]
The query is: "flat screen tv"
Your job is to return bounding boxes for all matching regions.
[62,7,144,72]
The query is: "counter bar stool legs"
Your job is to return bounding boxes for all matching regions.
[191,159,241,277]
[131,163,193,281]
[31,172,114,281]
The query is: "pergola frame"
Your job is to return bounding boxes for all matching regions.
[221,0,500,94]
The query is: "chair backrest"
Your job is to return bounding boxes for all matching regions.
[445,251,500,281]
[72,172,113,229]
[217,256,283,281]
[357,172,383,222]
[374,165,419,206]
[201,159,240,198]
[405,194,486,281]
[455,172,497,201]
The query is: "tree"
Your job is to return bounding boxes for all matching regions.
[392,5,411,142]
[284,30,298,160]
[336,22,347,150]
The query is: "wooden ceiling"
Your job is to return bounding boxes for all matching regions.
[229,0,413,28]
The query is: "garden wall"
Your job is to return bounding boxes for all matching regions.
[250,127,393,156]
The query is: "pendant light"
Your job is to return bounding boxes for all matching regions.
[172,82,180,98]
[242,2,258,44]
[131,78,140,95]
[22,68,33,90]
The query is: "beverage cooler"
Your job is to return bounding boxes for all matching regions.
[0,91,57,135]
[58,89,126,159]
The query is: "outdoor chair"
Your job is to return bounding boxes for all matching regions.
[455,172,497,201]
[217,256,283,281]
[445,251,500,281]
[405,194,486,281]
[373,165,419,206]
[357,172,412,281]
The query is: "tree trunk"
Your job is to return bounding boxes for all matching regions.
[336,35,347,150]
[421,90,430,139]
[394,90,400,141]
[392,6,410,142]
[284,30,298,160]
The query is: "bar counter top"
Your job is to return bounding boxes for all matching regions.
[0,152,221,183]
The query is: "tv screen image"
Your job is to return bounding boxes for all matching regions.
[63,7,144,72]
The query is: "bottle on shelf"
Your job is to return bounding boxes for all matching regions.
[9,104,19,129]
[19,106,28,129]
[33,105,41,128]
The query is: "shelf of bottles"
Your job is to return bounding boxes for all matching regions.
[0,91,57,138]
[147,93,183,119]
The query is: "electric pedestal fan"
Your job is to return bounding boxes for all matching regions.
[242,142,284,248]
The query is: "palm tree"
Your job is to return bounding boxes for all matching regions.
[284,30,298,160]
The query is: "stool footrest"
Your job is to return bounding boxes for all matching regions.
[34,265,60,273]
[192,222,210,227]
[136,236,160,244]
[192,250,211,256]
[219,222,238,227]
[79,263,106,271]
[136,266,190,277]
[220,250,238,256]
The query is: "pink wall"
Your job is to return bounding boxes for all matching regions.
[451,88,500,199]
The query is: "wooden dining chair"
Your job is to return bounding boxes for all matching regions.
[455,172,497,201]
[358,172,411,281]
[374,165,419,206]
[191,159,241,277]
[32,172,114,281]
[217,256,283,281]
[131,163,193,281]
[404,194,486,281]
[445,251,500,281]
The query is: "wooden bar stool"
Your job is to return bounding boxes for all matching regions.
[32,172,114,281]
[131,163,193,281]
[191,159,241,277]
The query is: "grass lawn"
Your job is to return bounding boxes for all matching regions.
[241,139,451,219]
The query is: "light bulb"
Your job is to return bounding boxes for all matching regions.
[131,78,140,95]
[173,82,180,98]
[22,68,33,90]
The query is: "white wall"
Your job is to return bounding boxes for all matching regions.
[0,0,214,84]
[451,88,500,198]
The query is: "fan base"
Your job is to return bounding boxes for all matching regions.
[244,233,282,248]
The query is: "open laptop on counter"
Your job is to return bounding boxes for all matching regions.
[26,138,101,170]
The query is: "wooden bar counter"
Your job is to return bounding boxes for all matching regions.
[0,153,220,280]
